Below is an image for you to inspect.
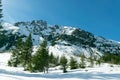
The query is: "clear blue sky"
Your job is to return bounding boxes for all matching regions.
[2,0,120,41]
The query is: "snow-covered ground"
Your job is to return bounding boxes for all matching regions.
[0,52,120,80]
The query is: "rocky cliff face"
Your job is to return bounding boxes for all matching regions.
[0,20,120,57]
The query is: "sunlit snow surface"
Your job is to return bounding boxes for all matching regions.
[0,52,120,80]
[2,22,19,34]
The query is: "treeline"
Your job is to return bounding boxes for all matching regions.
[8,34,49,73]
[8,34,33,71]
[8,34,120,73]
[8,34,66,73]
[7,34,88,73]
[102,53,120,65]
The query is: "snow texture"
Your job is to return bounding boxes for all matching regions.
[0,52,120,80]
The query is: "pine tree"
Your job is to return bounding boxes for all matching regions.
[32,48,44,72]
[40,40,49,73]
[79,54,86,68]
[22,34,33,71]
[0,0,3,21]
[0,0,7,48]
[8,49,18,67]
[0,0,3,29]
[60,55,67,73]
[8,37,23,67]
[32,40,49,73]
[70,57,78,69]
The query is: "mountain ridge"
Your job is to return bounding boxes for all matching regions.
[0,20,120,58]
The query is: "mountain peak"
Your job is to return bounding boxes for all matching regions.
[0,20,120,57]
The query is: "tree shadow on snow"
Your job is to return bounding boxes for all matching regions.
[0,69,120,80]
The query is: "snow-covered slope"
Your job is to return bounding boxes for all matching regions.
[0,52,120,80]
[2,22,19,34]
[0,20,120,58]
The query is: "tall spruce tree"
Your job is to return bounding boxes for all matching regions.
[0,0,7,48]
[8,37,24,67]
[32,40,49,73]
[0,0,3,21]
[22,34,33,71]
[60,55,67,73]
[0,0,3,29]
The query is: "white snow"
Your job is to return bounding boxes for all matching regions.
[2,22,19,34]
[0,52,120,80]
[18,25,30,36]
[63,26,76,35]
[49,44,102,59]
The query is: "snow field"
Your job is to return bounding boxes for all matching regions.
[0,52,120,80]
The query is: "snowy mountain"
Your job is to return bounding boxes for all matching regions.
[0,20,120,58]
